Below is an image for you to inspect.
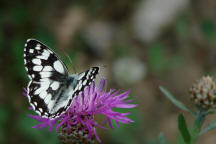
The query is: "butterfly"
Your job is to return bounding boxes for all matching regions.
[24,39,99,119]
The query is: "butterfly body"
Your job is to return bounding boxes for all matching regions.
[24,39,99,119]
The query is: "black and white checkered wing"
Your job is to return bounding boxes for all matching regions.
[73,67,99,97]
[24,39,69,118]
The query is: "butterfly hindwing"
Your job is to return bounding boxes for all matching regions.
[73,67,100,97]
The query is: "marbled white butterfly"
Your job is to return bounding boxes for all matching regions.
[24,39,99,119]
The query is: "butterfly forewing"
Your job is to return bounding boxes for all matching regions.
[24,39,68,81]
[24,39,69,118]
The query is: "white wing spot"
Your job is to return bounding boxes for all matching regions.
[39,91,47,99]
[34,87,42,95]
[78,83,82,90]
[40,81,50,92]
[78,72,85,80]
[42,50,50,57]
[32,74,35,78]
[40,78,50,82]
[25,67,28,72]
[33,65,43,71]
[74,85,78,92]
[43,66,53,71]
[35,44,41,50]
[30,104,35,110]
[40,72,51,78]
[44,94,52,104]
[39,108,43,112]
[88,69,92,74]
[36,55,49,60]
[83,80,87,85]
[53,60,64,74]
[32,59,41,65]
[47,100,55,110]
[29,49,34,53]
[44,112,49,116]
[50,81,60,90]
[34,102,37,106]
[25,44,27,47]
[24,59,26,64]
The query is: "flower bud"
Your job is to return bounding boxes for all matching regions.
[189,76,216,109]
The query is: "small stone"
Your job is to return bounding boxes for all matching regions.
[84,21,114,56]
[132,0,189,42]
[112,57,147,86]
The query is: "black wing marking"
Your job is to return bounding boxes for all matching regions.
[24,39,68,81]
[74,67,100,97]
[45,67,99,119]
[24,39,69,118]
[24,39,100,119]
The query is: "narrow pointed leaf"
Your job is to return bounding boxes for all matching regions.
[206,110,216,115]
[200,120,216,135]
[178,114,191,143]
[160,86,191,113]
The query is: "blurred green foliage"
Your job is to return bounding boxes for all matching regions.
[1,0,216,143]
[148,42,179,75]
[0,106,9,144]
[201,19,216,47]
[175,14,191,38]
[109,107,142,143]
[18,112,59,144]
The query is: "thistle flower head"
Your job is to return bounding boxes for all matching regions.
[25,78,136,143]
[189,76,216,109]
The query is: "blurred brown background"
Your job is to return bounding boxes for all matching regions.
[1,0,216,143]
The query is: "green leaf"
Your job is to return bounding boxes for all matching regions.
[178,114,191,144]
[190,111,206,144]
[158,133,168,144]
[199,120,216,135]
[205,110,216,115]
[159,86,192,113]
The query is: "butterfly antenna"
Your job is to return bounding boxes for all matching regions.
[101,64,107,69]
[98,64,107,80]
[62,50,77,73]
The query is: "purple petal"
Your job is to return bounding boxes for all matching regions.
[115,103,137,108]
[98,78,106,90]
[25,77,137,143]
[107,118,113,128]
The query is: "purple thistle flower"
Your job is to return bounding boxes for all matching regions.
[25,78,136,143]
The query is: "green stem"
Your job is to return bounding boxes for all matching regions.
[190,109,206,144]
